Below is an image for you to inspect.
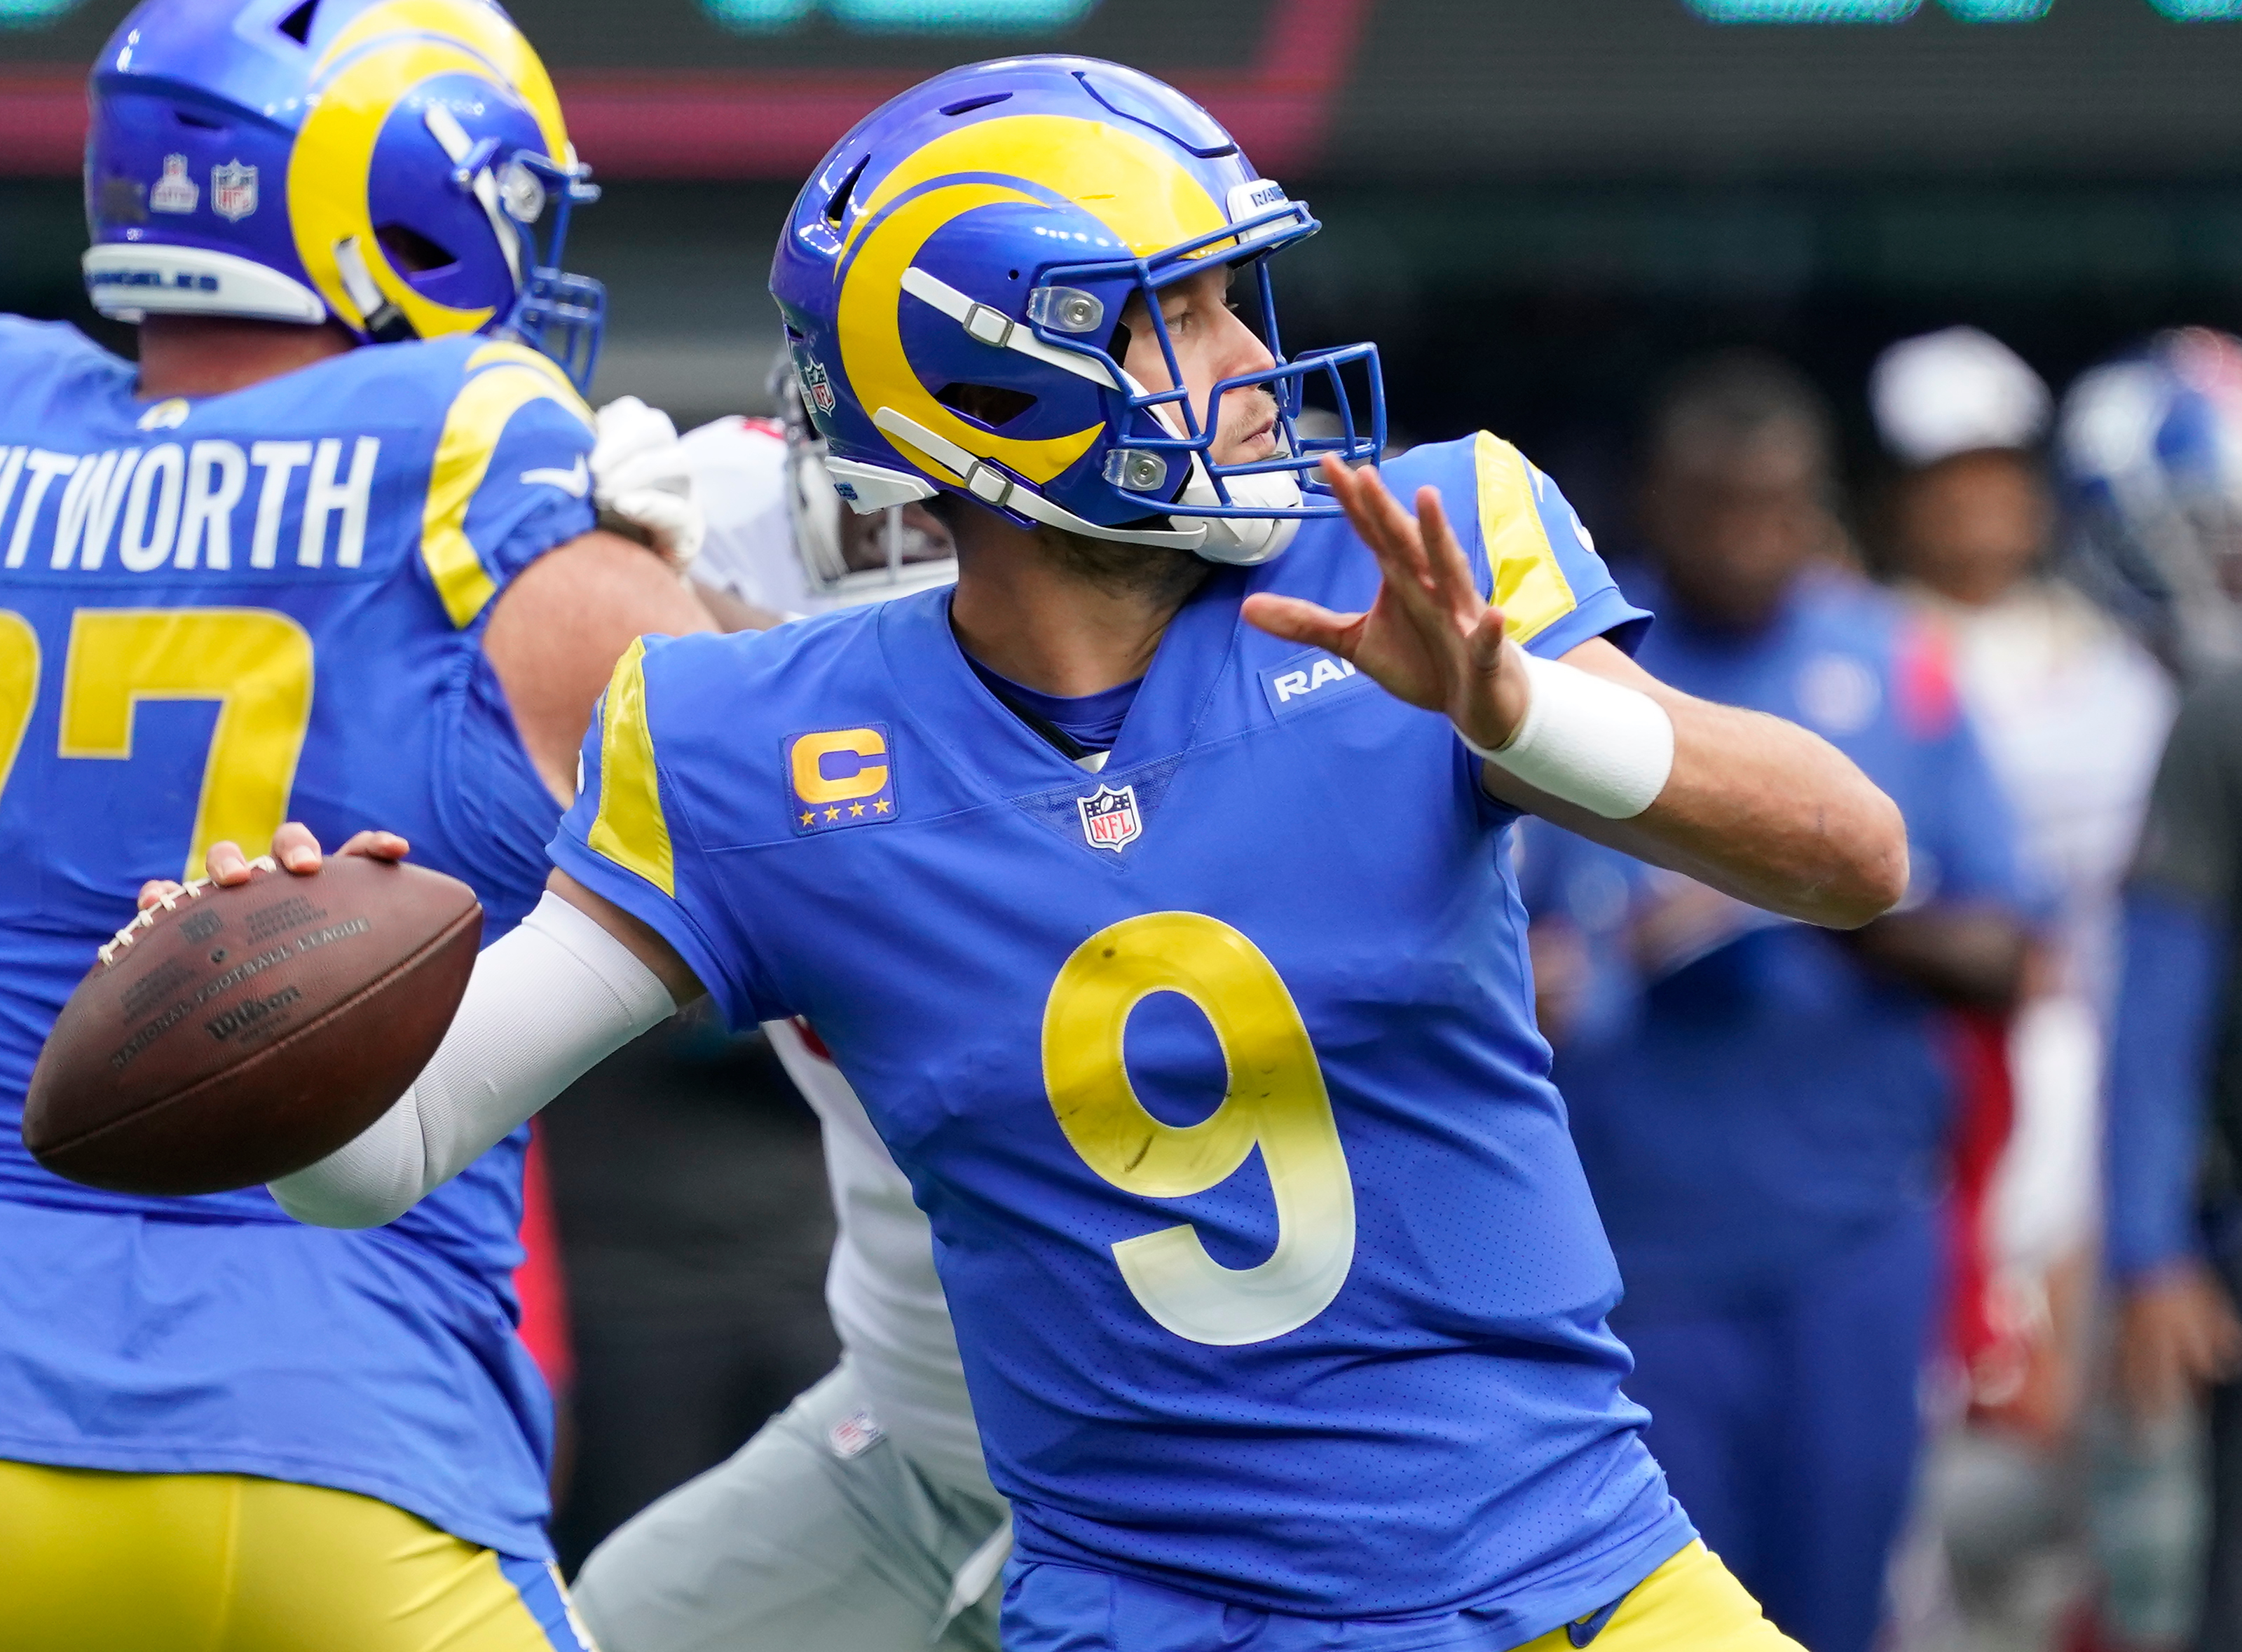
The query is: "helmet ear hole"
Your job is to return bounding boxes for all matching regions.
[936,382,1038,431]
[824,154,871,229]
[376,223,458,276]
[275,0,319,46]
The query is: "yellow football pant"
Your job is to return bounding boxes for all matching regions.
[0,1461,592,1652]
[1517,1542,1805,1652]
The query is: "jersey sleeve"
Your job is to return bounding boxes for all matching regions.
[416,342,599,629]
[1466,433,1651,662]
[548,633,786,1029]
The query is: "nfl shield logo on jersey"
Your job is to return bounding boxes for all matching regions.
[210,161,257,222]
[1076,784,1142,854]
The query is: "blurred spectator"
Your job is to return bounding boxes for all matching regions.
[1522,350,2029,1652]
[2092,330,2242,1652]
[1874,328,2178,1651]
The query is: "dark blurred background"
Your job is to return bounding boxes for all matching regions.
[13,0,2242,546]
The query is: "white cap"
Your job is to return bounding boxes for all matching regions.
[1871,326,2051,467]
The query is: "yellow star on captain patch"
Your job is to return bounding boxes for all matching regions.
[873,798,891,814]
[799,810,814,826]
[824,806,841,821]
[849,803,866,817]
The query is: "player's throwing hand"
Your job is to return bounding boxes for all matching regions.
[1241,454,1533,754]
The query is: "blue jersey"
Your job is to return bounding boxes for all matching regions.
[0,318,592,1558]
[552,434,1694,1630]
[1522,569,2025,1309]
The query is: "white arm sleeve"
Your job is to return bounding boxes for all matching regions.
[269,891,678,1229]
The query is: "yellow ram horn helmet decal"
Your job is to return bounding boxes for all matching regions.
[291,0,570,341]
[313,0,568,158]
[836,114,1229,489]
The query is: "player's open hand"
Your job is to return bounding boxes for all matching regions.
[136,824,411,911]
[1240,455,1531,752]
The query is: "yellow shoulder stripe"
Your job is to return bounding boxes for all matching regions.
[586,638,676,898]
[465,341,589,410]
[1472,431,1580,647]
[421,360,594,628]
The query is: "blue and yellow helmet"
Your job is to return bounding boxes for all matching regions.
[83,0,603,391]
[770,57,1383,566]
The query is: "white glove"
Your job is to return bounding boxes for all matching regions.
[591,395,705,571]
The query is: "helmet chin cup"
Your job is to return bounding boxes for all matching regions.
[1175,456,1302,566]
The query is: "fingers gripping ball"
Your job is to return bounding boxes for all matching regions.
[23,858,481,1197]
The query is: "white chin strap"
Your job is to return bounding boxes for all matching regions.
[83,245,329,326]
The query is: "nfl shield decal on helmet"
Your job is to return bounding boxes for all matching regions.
[800,357,837,418]
[1077,784,1142,854]
[210,161,257,223]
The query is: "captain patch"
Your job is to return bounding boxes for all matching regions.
[786,725,898,835]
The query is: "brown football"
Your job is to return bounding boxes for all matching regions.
[22,856,481,1197]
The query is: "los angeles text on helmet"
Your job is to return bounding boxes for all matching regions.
[0,440,381,575]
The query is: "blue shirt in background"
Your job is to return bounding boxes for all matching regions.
[1522,566,2025,1310]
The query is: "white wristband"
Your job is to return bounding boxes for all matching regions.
[1460,652,1674,820]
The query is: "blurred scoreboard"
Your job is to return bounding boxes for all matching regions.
[4,0,2242,178]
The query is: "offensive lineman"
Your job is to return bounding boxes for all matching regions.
[0,2,706,1646]
[220,59,1906,1651]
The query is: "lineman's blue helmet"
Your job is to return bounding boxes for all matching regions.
[83,0,603,392]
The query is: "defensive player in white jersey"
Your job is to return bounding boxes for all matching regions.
[574,374,1006,1652]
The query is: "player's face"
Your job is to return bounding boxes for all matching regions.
[1119,266,1280,469]
[1890,450,2051,608]
[1648,429,1838,631]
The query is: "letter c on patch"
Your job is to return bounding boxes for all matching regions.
[791,728,890,805]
